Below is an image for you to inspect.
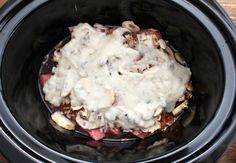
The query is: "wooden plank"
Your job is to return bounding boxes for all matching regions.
[218,141,236,163]
[0,0,7,8]
[0,154,8,163]
[217,0,236,24]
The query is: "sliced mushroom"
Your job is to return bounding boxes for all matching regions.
[185,82,193,91]
[152,35,159,47]
[63,109,78,120]
[137,33,160,48]
[179,90,192,102]
[137,33,147,41]
[122,21,140,32]
[76,111,101,129]
[51,111,75,130]
[123,32,137,48]
[172,100,188,116]
[79,109,90,120]
[143,35,156,48]
[52,50,61,62]
[164,46,175,59]
[174,52,186,65]
[158,39,167,49]
[142,122,161,133]
[185,91,193,100]
[61,96,70,105]
[154,107,164,117]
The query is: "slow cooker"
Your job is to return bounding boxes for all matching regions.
[0,0,236,162]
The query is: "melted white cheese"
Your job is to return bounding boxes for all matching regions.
[43,23,191,130]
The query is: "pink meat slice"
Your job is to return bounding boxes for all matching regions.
[93,23,118,35]
[68,26,75,33]
[39,74,51,87]
[131,130,151,139]
[85,128,106,141]
[106,128,121,136]
[139,29,162,39]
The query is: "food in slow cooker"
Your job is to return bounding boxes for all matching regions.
[39,21,192,140]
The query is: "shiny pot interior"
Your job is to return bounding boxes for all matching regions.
[0,0,232,162]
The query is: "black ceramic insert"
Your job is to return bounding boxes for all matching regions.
[0,0,235,162]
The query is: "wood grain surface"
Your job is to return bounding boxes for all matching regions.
[218,0,236,24]
[0,0,235,163]
[0,0,6,8]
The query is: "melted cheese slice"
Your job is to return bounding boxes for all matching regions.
[43,23,191,130]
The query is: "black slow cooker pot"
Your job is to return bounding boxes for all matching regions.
[0,0,236,162]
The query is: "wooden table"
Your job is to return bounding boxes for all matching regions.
[0,0,235,162]
[218,0,236,24]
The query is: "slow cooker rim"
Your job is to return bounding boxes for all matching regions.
[0,0,235,162]
[182,0,236,162]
